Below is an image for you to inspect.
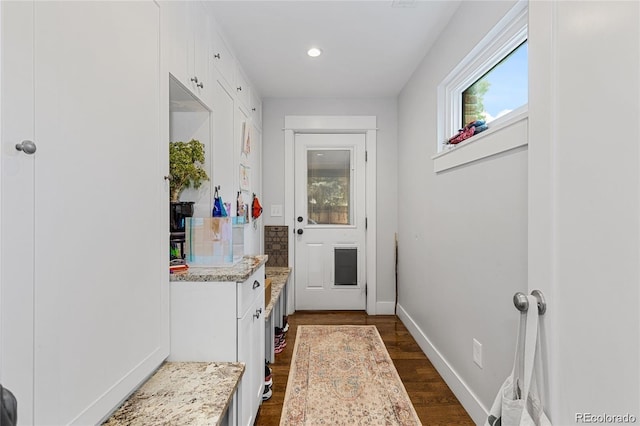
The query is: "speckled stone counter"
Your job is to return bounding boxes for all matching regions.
[103,361,244,426]
[170,255,268,282]
[264,267,291,318]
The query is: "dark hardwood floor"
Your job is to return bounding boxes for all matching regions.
[255,311,474,425]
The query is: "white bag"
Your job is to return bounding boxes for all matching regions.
[485,295,552,426]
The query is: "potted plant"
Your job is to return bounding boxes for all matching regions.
[169,139,209,233]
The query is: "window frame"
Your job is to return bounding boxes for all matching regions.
[435,0,528,171]
[461,39,528,127]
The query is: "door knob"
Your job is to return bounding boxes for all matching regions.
[15,140,37,154]
[297,229,303,235]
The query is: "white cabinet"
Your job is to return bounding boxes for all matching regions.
[187,2,213,107]
[169,265,266,426]
[211,28,236,93]
[235,66,251,111]
[162,1,213,108]
[250,91,263,130]
[212,80,236,209]
[163,1,189,87]
[2,2,166,424]
[237,285,265,426]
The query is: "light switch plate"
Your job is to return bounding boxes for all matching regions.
[271,204,283,217]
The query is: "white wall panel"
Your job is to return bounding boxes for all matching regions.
[529,1,640,422]
[397,1,524,422]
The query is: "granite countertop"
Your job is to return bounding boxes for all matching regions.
[264,267,291,318]
[170,255,268,282]
[103,361,244,426]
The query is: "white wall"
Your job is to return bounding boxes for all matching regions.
[529,1,640,423]
[262,98,398,306]
[396,1,525,422]
[170,110,213,217]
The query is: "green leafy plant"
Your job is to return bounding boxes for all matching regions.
[169,139,209,202]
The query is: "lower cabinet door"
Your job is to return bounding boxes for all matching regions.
[237,292,265,426]
[237,305,254,426]
[251,294,265,414]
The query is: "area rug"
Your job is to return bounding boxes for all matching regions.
[280,325,421,425]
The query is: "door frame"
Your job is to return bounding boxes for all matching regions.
[284,116,377,315]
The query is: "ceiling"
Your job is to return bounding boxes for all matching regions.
[207,1,462,99]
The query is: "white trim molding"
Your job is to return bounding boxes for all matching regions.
[436,0,528,170]
[376,301,396,315]
[284,115,378,315]
[433,109,528,172]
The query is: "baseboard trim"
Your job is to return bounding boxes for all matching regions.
[396,304,487,425]
[376,301,396,315]
[85,348,167,425]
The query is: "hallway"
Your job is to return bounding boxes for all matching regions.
[256,311,473,425]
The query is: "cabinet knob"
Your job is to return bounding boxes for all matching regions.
[237,86,242,92]
[197,82,204,89]
[15,140,37,155]
[252,108,256,112]
[252,280,260,289]
[190,76,199,84]
[214,53,221,59]
[253,308,262,319]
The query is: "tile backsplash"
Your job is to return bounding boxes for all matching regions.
[264,226,288,267]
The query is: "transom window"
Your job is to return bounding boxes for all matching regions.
[437,0,528,158]
[461,40,528,127]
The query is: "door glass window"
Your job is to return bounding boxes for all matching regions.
[307,149,351,225]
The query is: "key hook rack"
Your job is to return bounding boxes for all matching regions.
[513,289,546,315]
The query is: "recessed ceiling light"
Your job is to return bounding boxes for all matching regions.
[307,47,322,58]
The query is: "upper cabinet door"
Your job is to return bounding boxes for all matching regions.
[162,1,213,109]
[250,91,262,130]
[211,28,236,92]
[188,2,213,108]
[235,66,251,111]
[162,1,189,88]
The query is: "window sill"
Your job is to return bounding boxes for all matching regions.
[432,108,528,173]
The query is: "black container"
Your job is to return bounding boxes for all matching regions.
[170,201,195,232]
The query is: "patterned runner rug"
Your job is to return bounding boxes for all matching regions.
[280,325,422,425]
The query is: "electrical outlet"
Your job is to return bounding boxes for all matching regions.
[473,339,483,368]
[270,204,283,217]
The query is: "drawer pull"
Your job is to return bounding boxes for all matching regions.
[252,280,260,289]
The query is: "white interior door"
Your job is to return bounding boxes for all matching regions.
[0,2,36,424]
[294,133,366,310]
[31,3,164,424]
